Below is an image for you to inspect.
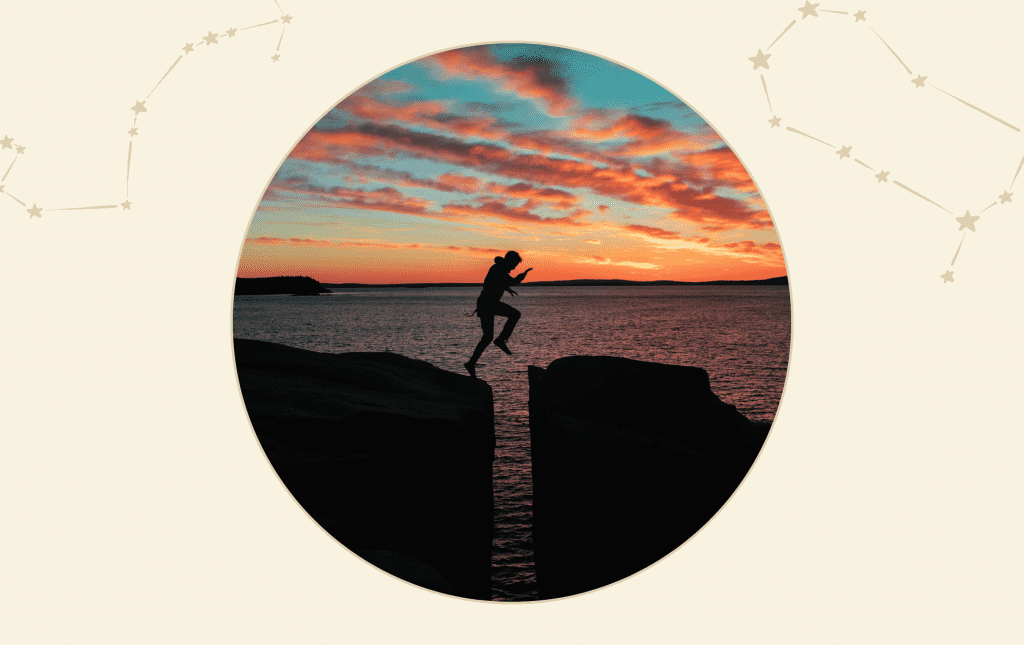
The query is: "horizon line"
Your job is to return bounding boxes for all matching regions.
[237,275,788,286]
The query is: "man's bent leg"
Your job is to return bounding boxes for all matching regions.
[467,314,495,367]
[494,302,521,342]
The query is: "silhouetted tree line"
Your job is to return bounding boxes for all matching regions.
[235,276,331,296]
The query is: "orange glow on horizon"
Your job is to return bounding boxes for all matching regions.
[237,236,786,284]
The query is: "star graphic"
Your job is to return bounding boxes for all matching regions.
[912,75,927,88]
[16,145,25,154]
[956,210,979,232]
[128,127,138,137]
[271,54,281,62]
[281,14,293,23]
[27,204,42,218]
[183,42,194,54]
[202,31,219,45]
[0,135,12,149]
[121,200,131,210]
[131,101,147,115]
[748,49,771,70]
[226,27,237,37]
[797,1,819,19]
[940,270,954,283]
[768,116,782,128]
[836,145,852,159]
[998,190,1012,204]
[875,170,890,182]
[0,185,4,193]
[854,9,867,21]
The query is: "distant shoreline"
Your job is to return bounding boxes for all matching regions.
[234,275,789,295]
[322,276,788,289]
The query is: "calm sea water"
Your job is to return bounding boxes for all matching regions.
[233,285,791,600]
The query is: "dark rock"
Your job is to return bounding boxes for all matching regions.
[235,338,494,600]
[528,356,770,600]
[234,276,332,296]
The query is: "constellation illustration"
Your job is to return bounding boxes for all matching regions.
[750,3,1018,284]
[1,1,293,219]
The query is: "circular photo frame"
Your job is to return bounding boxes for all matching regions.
[233,43,790,601]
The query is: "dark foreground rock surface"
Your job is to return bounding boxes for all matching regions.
[235,339,495,599]
[528,356,770,600]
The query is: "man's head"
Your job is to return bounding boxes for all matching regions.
[504,250,522,268]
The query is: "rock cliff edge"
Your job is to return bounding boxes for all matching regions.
[528,356,770,599]
[235,338,495,600]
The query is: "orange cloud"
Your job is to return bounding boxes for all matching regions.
[341,93,518,141]
[436,172,481,193]
[266,180,435,217]
[304,162,483,196]
[353,79,415,97]
[442,199,589,226]
[575,255,661,270]
[341,94,446,126]
[288,124,770,230]
[670,201,773,231]
[672,236,784,263]
[248,235,286,245]
[621,223,682,239]
[424,46,577,116]
[268,176,590,228]
[570,112,712,157]
[720,240,782,255]
[246,235,422,250]
[676,147,757,193]
[485,181,580,210]
[505,131,623,166]
[245,235,504,257]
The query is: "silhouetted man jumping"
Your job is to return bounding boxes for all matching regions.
[464,251,533,378]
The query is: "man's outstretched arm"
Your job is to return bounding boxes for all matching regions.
[509,267,533,286]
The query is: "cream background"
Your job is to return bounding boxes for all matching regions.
[2,0,1022,642]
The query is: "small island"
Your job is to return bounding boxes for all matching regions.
[235,276,332,296]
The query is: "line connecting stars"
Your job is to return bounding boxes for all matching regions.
[4,1,296,223]
[749,7,1017,285]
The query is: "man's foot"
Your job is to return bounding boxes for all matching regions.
[464,361,477,378]
[493,339,512,355]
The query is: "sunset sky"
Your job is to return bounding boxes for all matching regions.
[238,44,785,283]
